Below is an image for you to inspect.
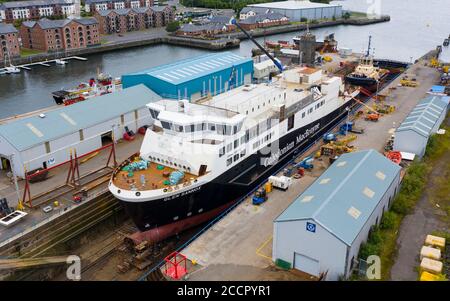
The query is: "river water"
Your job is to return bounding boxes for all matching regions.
[1,0,449,118]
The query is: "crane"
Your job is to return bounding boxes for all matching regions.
[231,18,284,72]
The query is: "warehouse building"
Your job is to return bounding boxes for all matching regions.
[240,0,342,22]
[273,150,402,280]
[121,52,254,101]
[394,95,449,158]
[0,85,161,178]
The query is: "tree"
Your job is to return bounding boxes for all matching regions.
[343,12,351,20]
[166,21,180,32]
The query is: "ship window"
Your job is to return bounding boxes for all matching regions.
[196,123,205,131]
[233,125,238,134]
[246,110,248,115]
[302,112,306,118]
[187,212,192,217]
[161,121,172,130]
[245,129,250,142]
[174,163,177,167]
[234,139,239,148]
[216,124,225,135]
[185,125,194,133]
[219,146,225,157]
[241,136,246,144]
[149,109,159,119]
[226,157,232,166]
[208,123,216,131]
[225,125,232,135]
[240,149,246,157]
[226,143,232,152]
[234,154,239,162]
[175,124,183,133]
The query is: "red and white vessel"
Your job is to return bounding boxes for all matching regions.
[51,72,122,106]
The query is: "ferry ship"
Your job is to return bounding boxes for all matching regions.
[109,67,359,243]
[51,73,122,105]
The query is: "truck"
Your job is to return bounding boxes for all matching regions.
[268,176,292,191]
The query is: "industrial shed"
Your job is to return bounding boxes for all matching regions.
[273,150,402,280]
[242,0,342,22]
[394,95,449,158]
[0,85,161,178]
[121,52,253,101]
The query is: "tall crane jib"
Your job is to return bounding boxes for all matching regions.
[231,18,284,72]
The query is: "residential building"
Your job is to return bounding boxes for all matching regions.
[0,0,79,23]
[85,0,154,13]
[238,13,289,30]
[0,23,20,62]
[20,18,100,52]
[94,6,173,34]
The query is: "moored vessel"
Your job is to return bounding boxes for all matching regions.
[51,72,122,105]
[109,66,360,243]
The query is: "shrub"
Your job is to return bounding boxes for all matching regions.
[359,242,380,260]
[166,21,180,32]
[368,227,383,245]
[380,211,397,230]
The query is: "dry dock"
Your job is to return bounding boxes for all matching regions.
[155,61,441,281]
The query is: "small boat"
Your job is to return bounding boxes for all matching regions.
[5,66,20,74]
[55,59,67,65]
[51,72,122,105]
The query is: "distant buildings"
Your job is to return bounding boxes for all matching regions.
[176,15,236,38]
[20,18,100,52]
[240,0,342,22]
[0,24,20,61]
[85,0,154,13]
[94,6,174,34]
[0,0,79,23]
[238,13,289,30]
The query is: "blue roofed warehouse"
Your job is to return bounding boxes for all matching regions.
[393,95,449,158]
[273,150,402,280]
[121,52,254,101]
[0,85,161,178]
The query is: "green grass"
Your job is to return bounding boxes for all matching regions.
[349,11,368,18]
[356,113,450,280]
[20,48,44,57]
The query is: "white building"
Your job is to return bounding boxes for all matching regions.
[273,150,402,280]
[0,85,161,178]
[394,95,449,158]
[240,0,342,22]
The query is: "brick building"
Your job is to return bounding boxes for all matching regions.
[94,6,173,34]
[0,23,20,61]
[238,13,289,30]
[85,0,153,13]
[0,0,78,23]
[20,18,100,52]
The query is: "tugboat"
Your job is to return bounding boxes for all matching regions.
[345,36,389,91]
[52,72,122,105]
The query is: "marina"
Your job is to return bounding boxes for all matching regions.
[0,0,449,286]
[0,56,87,74]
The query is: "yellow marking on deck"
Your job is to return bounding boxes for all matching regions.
[256,235,273,261]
